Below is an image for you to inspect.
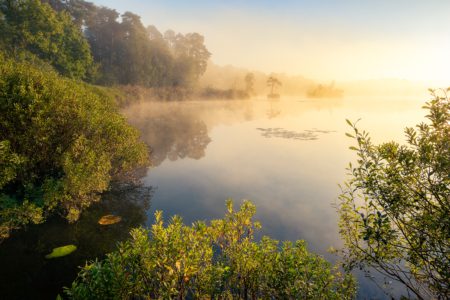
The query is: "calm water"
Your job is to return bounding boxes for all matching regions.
[0,96,427,299]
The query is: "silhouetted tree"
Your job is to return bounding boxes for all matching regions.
[165,31,211,87]
[267,75,282,97]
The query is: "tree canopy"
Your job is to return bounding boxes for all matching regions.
[42,0,210,88]
[0,0,211,89]
[338,89,450,299]
[0,0,94,79]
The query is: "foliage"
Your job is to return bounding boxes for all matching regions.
[45,0,210,90]
[164,30,211,87]
[0,0,94,79]
[338,89,450,299]
[0,56,148,239]
[66,200,355,299]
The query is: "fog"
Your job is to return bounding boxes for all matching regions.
[198,62,430,98]
[91,0,450,88]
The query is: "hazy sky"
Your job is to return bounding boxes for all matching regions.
[90,0,450,83]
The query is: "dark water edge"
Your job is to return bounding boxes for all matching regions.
[0,186,404,300]
[0,185,152,300]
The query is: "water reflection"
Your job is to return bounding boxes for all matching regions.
[0,97,425,299]
[123,98,345,167]
[0,184,152,300]
[266,100,281,119]
[133,97,425,299]
[126,106,212,166]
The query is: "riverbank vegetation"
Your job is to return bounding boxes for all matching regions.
[66,200,356,299]
[0,55,148,239]
[1,1,447,299]
[338,90,449,299]
[0,0,156,239]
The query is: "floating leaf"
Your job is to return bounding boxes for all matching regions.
[98,215,122,225]
[45,245,77,259]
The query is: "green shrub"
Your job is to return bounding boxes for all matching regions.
[0,56,148,239]
[66,200,356,299]
[338,89,450,299]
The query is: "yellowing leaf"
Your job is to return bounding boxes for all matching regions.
[98,215,122,225]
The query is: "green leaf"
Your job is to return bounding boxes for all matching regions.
[45,245,77,259]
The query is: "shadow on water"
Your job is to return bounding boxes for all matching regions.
[0,183,152,300]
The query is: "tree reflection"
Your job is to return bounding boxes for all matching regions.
[266,99,281,119]
[0,184,152,299]
[130,108,212,166]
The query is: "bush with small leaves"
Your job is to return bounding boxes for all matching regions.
[338,89,450,299]
[0,56,148,239]
[66,200,356,299]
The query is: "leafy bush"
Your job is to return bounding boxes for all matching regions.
[338,89,449,299]
[66,200,356,299]
[0,56,148,239]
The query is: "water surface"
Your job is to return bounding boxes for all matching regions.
[124,96,426,299]
[0,95,427,299]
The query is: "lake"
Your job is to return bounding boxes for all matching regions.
[0,95,428,299]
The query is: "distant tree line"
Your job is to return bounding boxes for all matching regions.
[0,0,211,88]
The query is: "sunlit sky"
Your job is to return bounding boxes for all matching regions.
[90,0,450,84]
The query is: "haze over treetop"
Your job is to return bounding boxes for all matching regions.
[91,0,450,83]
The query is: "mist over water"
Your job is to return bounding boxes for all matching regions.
[122,96,426,299]
[1,0,447,298]
[0,95,429,299]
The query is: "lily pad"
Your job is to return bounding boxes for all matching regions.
[98,215,122,225]
[45,245,77,259]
